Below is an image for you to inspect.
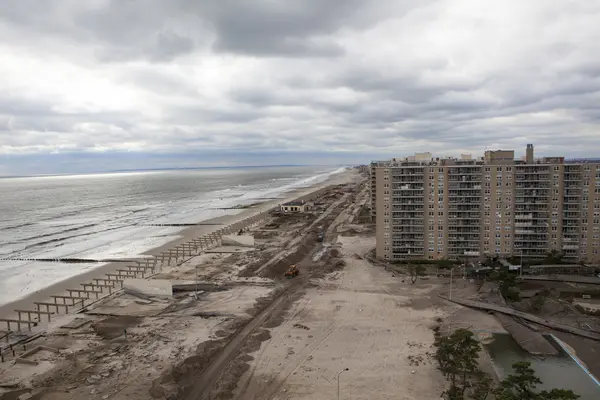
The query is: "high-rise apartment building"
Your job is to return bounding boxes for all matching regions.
[371,145,600,264]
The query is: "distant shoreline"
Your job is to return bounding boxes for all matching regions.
[0,164,350,179]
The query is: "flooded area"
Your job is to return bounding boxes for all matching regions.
[484,333,600,400]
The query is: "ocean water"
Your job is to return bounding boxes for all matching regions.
[0,166,346,305]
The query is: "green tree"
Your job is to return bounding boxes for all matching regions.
[545,250,564,264]
[490,267,520,301]
[538,389,580,399]
[494,362,579,400]
[470,373,494,400]
[435,329,482,398]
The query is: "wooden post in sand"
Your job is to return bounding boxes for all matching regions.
[167,249,176,264]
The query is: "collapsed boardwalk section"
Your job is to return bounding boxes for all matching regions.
[0,210,272,363]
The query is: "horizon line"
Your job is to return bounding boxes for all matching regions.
[0,163,351,179]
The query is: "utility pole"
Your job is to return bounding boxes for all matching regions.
[337,367,349,400]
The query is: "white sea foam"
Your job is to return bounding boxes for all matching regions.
[0,166,347,305]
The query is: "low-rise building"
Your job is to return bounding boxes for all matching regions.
[280,200,311,213]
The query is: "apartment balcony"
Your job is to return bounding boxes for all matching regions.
[448,169,482,175]
[393,233,424,239]
[448,215,481,221]
[392,215,424,221]
[448,192,481,198]
[514,245,550,251]
[392,195,425,200]
[562,228,579,235]
[393,227,425,233]
[392,190,424,195]
[514,236,548,242]
[392,249,425,255]
[391,179,425,185]
[391,170,425,176]
[515,182,551,188]
[562,244,579,250]
[515,213,533,220]
[448,220,479,227]
[392,222,425,229]
[450,227,480,233]
[392,210,424,216]
[448,177,481,183]
[514,198,549,204]
[448,183,482,189]
[392,241,424,248]
[448,206,481,212]
[515,168,551,174]
[515,229,534,234]
[515,175,550,181]
[515,226,548,233]
[515,188,551,194]
[515,211,548,220]
[448,244,481,250]
[561,237,579,243]
[448,248,481,256]
[391,206,424,212]
[514,199,549,205]
[515,212,550,221]
[528,215,550,220]
[448,238,481,244]
[448,230,480,237]
[393,185,424,191]
[448,226,480,232]
[394,200,425,205]
[515,207,549,213]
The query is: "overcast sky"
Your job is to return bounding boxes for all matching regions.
[1,1,600,175]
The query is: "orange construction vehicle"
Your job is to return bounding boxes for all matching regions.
[284,264,299,278]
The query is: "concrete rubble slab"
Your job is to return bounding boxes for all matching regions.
[172,281,228,293]
[221,234,255,247]
[205,246,255,254]
[60,318,91,329]
[123,279,173,298]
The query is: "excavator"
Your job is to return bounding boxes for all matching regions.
[284,264,299,278]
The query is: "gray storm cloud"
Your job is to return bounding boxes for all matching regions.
[1,0,600,174]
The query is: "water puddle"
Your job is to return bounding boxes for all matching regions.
[483,333,600,399]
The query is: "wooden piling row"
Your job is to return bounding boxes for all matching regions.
[0,209,273,337]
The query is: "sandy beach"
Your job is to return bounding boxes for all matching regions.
[0,169,356,321]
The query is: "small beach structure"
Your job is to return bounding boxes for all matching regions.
[280,200,311,213]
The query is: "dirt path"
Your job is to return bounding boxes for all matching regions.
[255,193,350,276]
[177,190,360,400]
[179,279,306,400]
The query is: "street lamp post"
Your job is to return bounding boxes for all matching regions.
[337,368,349,400]
[520,252,524,277]
[450,267,455,300]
